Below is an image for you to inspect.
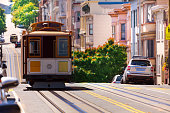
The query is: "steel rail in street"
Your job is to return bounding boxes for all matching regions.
[50,91,87,113]
[95,84,170,106]
[38,91,65,113]
[85,83,170,113]
[106,84,170,102]
[63,91,107,113]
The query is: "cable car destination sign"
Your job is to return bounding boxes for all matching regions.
[166,24,170,40]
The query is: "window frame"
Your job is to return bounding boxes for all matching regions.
[56,36,71,58]
[121,23,126,40]
[76,11,80,22]
[147,3,155,22]
[112,25,115,36]
[147,40,154,58]
[89,24,93,35]
[77,28,80,39]
[28,37,41,58]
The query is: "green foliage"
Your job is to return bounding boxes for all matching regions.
[0,8,6,34]
[11,0,39,29]
[11,0,38,12]
[72,38,127,83]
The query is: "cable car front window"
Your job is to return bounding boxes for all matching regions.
[29,39,40,56]
[58,38,68,56]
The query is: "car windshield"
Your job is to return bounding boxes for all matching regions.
[131,60,151,66]
[116,76,122,81]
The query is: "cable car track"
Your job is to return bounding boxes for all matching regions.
[38,91,65,113]
[85,83,170,113]
[62,91,107,113]
[108,84,170,102]
[39,90,109,113]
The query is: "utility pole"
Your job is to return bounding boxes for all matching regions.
[168,0,170,85]
[138,0,141,56]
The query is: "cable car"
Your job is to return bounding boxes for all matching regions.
[21,21,72,88]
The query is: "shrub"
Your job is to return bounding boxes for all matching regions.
[72,38,127,83]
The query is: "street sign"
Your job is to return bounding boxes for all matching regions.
[166,24,170,40]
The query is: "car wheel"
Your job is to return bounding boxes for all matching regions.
[121,78,128,84]
[121,79,124,84]
[125,80,129,84]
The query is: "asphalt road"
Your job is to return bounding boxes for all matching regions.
[2,0,170,113]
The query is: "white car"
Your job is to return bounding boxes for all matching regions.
[121,56,154,84]
[112,75,122,83]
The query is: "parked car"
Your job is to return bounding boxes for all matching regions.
[121,56,154,84]
[17,24,24,28]
[0,61,7,77]
[0,77,20,113]
[112,75,122,83]
[10,34,18,43]
[15,41,21,48]
[0,38,5,43]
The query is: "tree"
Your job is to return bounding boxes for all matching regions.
[11,0,39,12]
[0,8,6,35]
[11,2,39,29]
[72,38,127,82]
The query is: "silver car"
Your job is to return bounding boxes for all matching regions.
[121,56,154,84]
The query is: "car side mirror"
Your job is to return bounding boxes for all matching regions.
[0,103,20,113]
[1,77,19,89]
[2,63,7,69]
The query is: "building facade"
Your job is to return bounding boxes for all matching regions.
[135,0,156,83]
[80,1,128,51]
[130,0,138,57]
[108,3,131,62]
[151,0,169,84]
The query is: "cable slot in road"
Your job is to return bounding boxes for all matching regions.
[50,91,87,113]
[38,91,65,113]
[63,91,107,113]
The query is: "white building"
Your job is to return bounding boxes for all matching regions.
[130,0,137,57]
[152,5,168,84]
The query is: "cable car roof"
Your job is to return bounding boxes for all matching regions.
[23,31,71,37]
[30,21,64,27]
[30,21,64,32]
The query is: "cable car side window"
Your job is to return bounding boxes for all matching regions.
[58,38,68,56]
[29,38,41,57]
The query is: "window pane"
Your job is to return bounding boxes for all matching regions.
[121,24,125,40]
[58,38,68,56]
[147,4,154,22]
[147,40,154,57]
[131,60,151,66]
[29,39,40,56]
[112,25,115,35]
[89,24,93,35]
[77,11,80,22]
[77,28,80,39]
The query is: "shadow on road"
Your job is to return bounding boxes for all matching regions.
[24,86,93,91]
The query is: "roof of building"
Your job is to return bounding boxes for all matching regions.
[98,2,129,5]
